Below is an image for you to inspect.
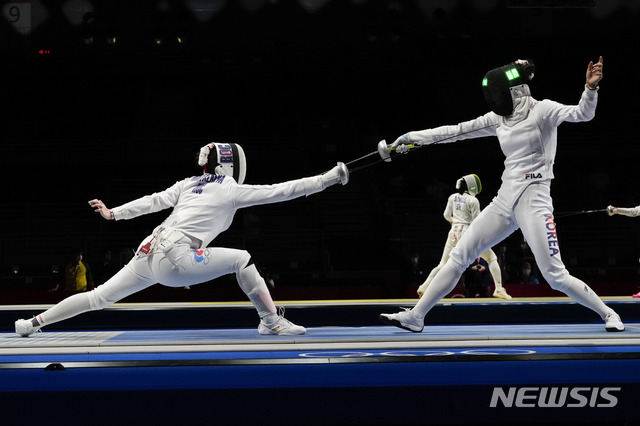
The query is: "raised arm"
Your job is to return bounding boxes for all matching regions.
[586,56,603,90]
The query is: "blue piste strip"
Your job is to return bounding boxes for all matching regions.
[2,358,640,392]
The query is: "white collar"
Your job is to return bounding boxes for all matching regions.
[504,84,532,126]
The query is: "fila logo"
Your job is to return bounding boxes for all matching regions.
[489,387,621,408]
[525,173,543,179]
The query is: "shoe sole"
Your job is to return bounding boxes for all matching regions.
[15,328,39,337]
[493,292,512,299]
[379,314,423,333]
[258,326,306,336]
[605,325,625,332]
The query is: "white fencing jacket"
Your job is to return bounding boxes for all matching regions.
[404,85,598,209]
[112,175,325,248]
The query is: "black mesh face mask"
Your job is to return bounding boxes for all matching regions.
[482,60,535,116]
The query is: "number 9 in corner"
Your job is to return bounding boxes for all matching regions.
[2,2,32,35]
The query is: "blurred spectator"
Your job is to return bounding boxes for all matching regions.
[463,257,492,298]
[403,249,428,287]
[64,250,94,292]
[512,236,540,284]
[517,260,540,285]
[94,250,119,286]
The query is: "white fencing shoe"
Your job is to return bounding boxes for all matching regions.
[492,288,512,300]
[379,309,424,332]
[258,311,306,335]
[15,319,41,337]
[604,312,624,332]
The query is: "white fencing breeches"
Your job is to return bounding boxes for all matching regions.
[36,239,277,327]
[413,184,614,320]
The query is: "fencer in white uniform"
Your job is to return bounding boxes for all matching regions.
[417,174,511,299]
[606,204,640,297]
[15,142,349,337]
[380,56,624,332]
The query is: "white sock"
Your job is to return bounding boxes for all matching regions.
[36,292,92,327]
[237,263,277,318]
[559,276,613,320]
[488,259,504,290]
[261,312,278,325]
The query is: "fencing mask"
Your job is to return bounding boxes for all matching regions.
[198,142,247,184]
[482,59,535,116]
[456,174,482,197]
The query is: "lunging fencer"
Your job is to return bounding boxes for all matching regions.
[15,142,349,337]
[606,204,640,298]
[417,174,511,300]
[380,56,625,332]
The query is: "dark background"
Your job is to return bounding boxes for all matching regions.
[1,0,639,302]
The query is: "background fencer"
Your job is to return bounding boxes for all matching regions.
[380,56,625,332]
[417,174,511,300]
[15,142,349,337]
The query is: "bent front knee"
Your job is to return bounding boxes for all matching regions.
[542,269,571,291]
[87,289,115,311]
[236,250,253,272]
[449,251,478,274]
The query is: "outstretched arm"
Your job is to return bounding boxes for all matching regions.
[390,113,498,153]
[607,205,640,217]
[232,162,348,209]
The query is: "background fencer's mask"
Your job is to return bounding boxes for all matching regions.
[198,142,247,184]
[482,59,535,116]
[456,174,482,196]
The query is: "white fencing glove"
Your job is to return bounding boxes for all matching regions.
[321,162,349,187]
[390,133,412,154]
